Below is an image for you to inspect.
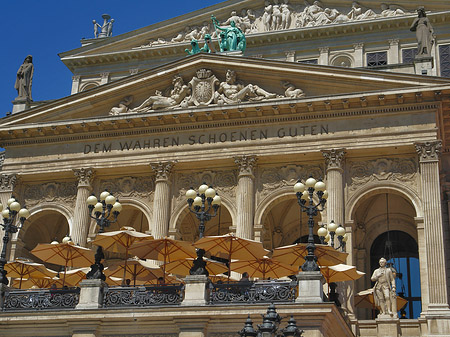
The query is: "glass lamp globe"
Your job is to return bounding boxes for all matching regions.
[7,198,16,206]
[301,190,309,200]
[193,196,202,206]
[105,195,116,205]
[18,208,30,219]
[324,234,331,243]
[9,201,21,212]
[343,234,348,242]
[293,181,306,193]
[205,187,216,198]
[314,180,326,192]
[327,221,338,233]
[212,195,222,205]
[112,201,122,212]
[317,226,328,237]
[87,195,98,205]
[305,177,317,188]
[322,190,328,199]
[336,226,346,236]
[0,202,3,212]
[100,190,110,201]
[94,202,103,212]
[198,183,209,194]
[186,188,197,200]
[1,209,10,219]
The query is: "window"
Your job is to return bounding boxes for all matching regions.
[367,51,387,67]
[297,59,318,64]
[402,48,417,64]
[439,44,450,78]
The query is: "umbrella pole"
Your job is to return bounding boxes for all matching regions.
[63,260,68,287]
[123,247,129,285]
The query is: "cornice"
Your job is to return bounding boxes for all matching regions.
[60,11,450,69]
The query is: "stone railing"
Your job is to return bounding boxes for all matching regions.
[103,284,184,308]
[209,280,297,304]
[3,288,80,311]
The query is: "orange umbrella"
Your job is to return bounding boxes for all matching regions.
[164,257,228,277]
[230,257,298,279]
[31,242,95,286]
[5,258,58,289]
[320,264,365,284]
[130,237,197,282]
[105,258,164,286]
[355,288,408,311]
[272,243,348,267]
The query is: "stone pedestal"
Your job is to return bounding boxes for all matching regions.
[182,275,209,306]
[12,98,31,114]
[414,57,433,76]
[296,271,324,303]
[376,317,399,337]
[75,279,106,310]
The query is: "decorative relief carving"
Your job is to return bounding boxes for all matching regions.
[235,155,257,177]
[322,148,346,170]
[0,173,18,192]
[73,168,94,187]
[99,176,155,201]
[258,164,324,198]
[150,162,175,182]
[24,182,77,207]
[176,170,238,200]
[132,1,410,49]
[415,141,442,162]
[348,158,418,191]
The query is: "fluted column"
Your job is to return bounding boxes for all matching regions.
[415,141,450,315]
[72,168,94,247]
[0,174,18,254]
[150,162,175,239]
[234,155,257,239]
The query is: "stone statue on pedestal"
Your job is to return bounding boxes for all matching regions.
[371,257,397,317]
[93,14,114,38]
[212,15,246,52]
[410,7,435,58]
[14,55,33,101]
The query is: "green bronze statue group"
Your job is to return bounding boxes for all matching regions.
[185,15,246,55]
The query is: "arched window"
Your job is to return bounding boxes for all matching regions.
[370,230,421,319]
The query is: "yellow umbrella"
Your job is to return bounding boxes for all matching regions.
[320,264,365,284]
[5,258,58,289]
[230,256,298,280]
[91,226,154,281]
[12,277,63,289]
[31,242,95,286]
[164,257,228,277]
[355,288,408,312]
[105,258,165,286]
[130,237,197,282]
[61,267,90,287]
[272,243,348,267]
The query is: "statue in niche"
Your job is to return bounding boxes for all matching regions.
[282,81,305,98]
[410,7,435,58]
[347,2,376,21]
[215,69,277,105]
[109,96,133,115]
[371,257,397,317]
[14,55,34,101]
[93,14,114,38]
[130,75,189,112]
[212,15,246,52]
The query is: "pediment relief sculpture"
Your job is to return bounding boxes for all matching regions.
[109,69,305,115]
[133,1,411,50]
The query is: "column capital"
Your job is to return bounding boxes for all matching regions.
[319,46,329,53]
[353,42,364,50]
[415,141,442,162]
[150,161,175,182]
[388,38,399,46]
[73,168,94,188]
[234,155,257,178]
[72,75,81,81]
[0,173,18,192]
[322,148,346,170]
[100,72,110,79]
[285,50,295,57]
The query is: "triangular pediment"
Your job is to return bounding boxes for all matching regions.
[2,53,450,131]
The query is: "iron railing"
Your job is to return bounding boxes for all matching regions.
[3,288,80,311]
[103,284,184,308]
[209,280,297,304]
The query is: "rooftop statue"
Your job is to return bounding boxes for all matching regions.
[410,7,435,58]
[93,14,114,38]
[14,55,34,101]
[185,35,212,55]
[212,15,246,52]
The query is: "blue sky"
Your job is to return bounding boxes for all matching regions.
[0,0,225,118]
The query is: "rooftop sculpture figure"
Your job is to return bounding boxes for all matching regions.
[185,35,212,55]
[212,15,246,52]
[410,7,435,58]
[93,14,114,38]
[14,55,34,101]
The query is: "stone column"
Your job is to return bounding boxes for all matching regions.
[387,39,399,64]
[319,47,330,65]
[415,141,450,316]
[353,43,364,67]
[71,76,81,94]
[0,174,18,254]
[150,161,175,239]
[234,155,257,239]
[72,168,94,247]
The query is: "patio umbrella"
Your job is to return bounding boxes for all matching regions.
[130,237,197,282]
[230,256,298,280]
[164,257,228,277]
[61,267,90,286]
[5,258,58,289]
[91,226,154,282]
[105,258,165,286]
[12,277,63,289]
[271,243,348,267]
[320,264,365,284]
[194,233,270,281]
[355,288,408,312]
[31,241,95,286]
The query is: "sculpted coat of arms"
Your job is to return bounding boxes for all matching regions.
[189,69,219,106]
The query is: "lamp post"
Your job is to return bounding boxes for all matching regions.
[317,221,347,252]
[185,183,221,239]
[85,190,122,280]
[293,177,328,271]
[0,197,30,285]
[239,303,303,337]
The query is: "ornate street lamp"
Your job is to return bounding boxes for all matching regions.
[86,190,122,234]
[239,304,303,337]
[185,183,221,239]
[86,190,122,280]
[293,177,328,271]
[0,197,30,285]
[317,221,347,252]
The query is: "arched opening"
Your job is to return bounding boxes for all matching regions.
[89,204,150,234]
[370,231,421,319]
[261,196,322,250]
